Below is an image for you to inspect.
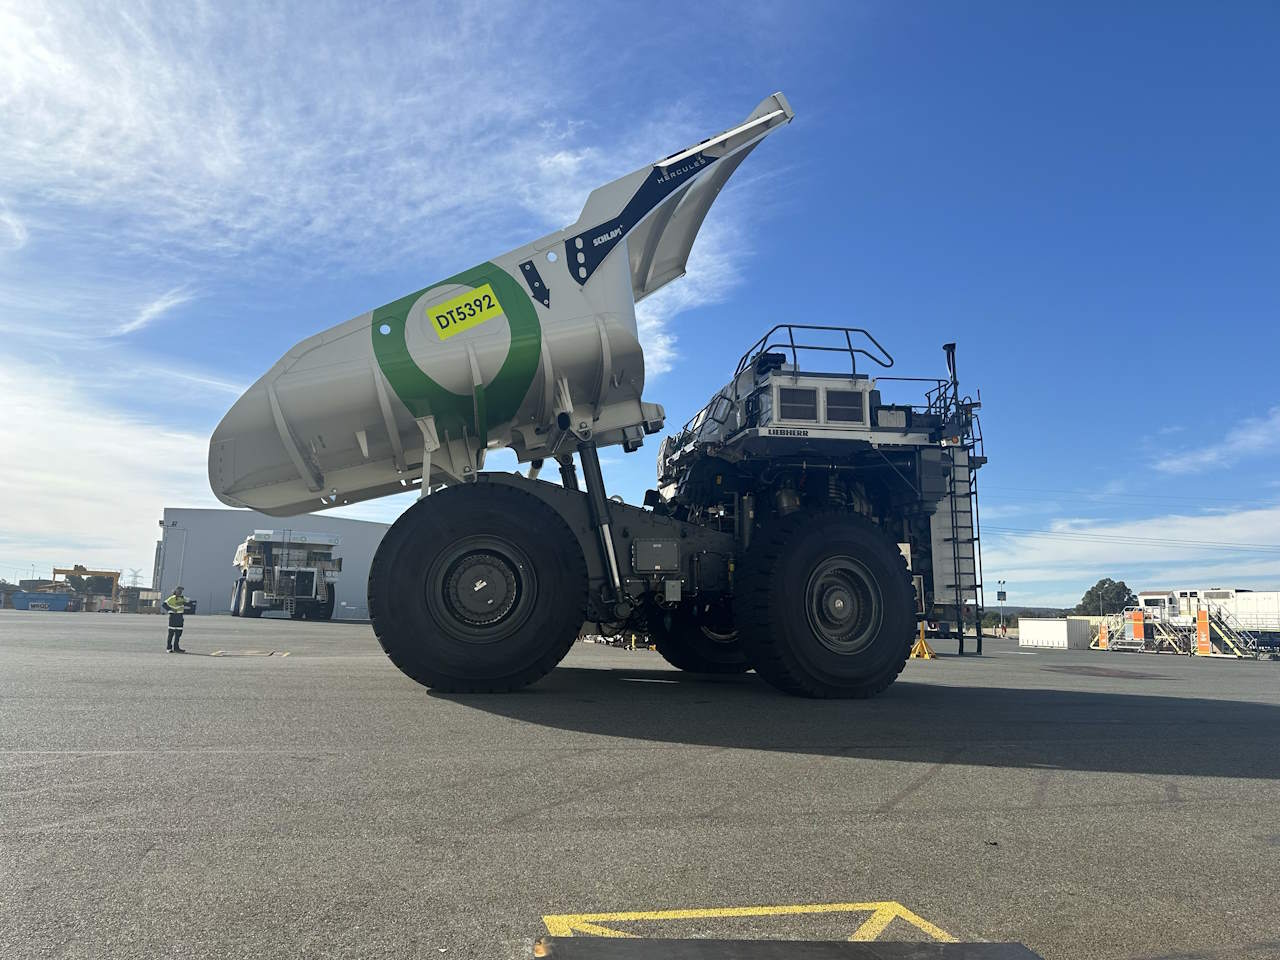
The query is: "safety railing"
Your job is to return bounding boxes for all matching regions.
[1205,601,1258,656]
[734,324,895,378]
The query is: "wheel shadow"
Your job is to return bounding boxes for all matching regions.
[434,665,1280,780]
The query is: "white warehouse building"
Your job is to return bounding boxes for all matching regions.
[152,507,391,620]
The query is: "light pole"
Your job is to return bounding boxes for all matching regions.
[997,579,1007,637]
[157,520,187,590]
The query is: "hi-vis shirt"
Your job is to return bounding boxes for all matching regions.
[164,594,186,613]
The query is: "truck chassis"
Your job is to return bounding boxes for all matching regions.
[367,325,983,698]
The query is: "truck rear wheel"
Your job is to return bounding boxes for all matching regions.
[733,511,914,698]
[230,580,242,616]
[648,601,751,674]
[368,483,587,693]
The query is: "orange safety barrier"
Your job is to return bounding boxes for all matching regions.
[1195,608,1212,656]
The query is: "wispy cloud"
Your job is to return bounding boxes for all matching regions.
[115,286,195,335]
[0,2,775,373]
[0,357,218,577]
[636,218,741,376]
[0,4,741,268]
[0,199,26,251]
[983,503,1280,605]
[1154,406,1280,473]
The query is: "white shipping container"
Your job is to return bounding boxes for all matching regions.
[1018,617,1092,650]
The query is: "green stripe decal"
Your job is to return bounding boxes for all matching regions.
[370,262,541,443]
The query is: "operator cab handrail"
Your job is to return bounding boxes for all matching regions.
[734,324,895,378]
[674,391,735,447]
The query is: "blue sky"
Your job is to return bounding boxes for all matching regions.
[1,1,1278,605]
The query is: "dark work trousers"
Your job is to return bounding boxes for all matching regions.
[167,612,185,649]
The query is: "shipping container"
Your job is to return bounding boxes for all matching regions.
[1018,617,1092,649]
[11,592,73,612]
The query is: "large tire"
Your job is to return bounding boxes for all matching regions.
[733,511,914,698]
[229,580,242,616]
[240,581,263,618]
[368,483,587,693]
[648,600,751,674]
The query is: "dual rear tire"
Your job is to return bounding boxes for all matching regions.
[239,580,263,618]
[647,600,751,674]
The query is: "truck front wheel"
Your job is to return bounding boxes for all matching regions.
[368,483,587,693]
[240,581,263,618]
[317,589,336,621]
[647,601,751,674]
[733,512,914,698]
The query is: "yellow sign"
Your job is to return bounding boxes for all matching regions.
[543,900,956,942]
[427,282,505,340]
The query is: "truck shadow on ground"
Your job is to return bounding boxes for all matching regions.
[439,665,1280,780]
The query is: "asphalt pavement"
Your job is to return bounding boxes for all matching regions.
[2,611,1278,960]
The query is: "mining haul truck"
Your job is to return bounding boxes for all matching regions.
[229,530,342,621]
[209,92,985,697]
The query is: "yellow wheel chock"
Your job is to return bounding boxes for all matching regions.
[910,624,937,660]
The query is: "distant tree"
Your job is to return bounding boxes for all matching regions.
[65,575,88,594]
[1074,578,1136,616]
[85,575,116,595]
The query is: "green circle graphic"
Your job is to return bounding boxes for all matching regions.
[370,263,542,443]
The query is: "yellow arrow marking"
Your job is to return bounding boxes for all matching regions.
[543,900,956,942]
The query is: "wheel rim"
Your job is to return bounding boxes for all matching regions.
[426,535,537,642]
[804,555,882,654]
[692,601,738,648]
[699,625,738,645]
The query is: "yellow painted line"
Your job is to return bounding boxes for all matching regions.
[203,650,289,658]
[854,903,957,943]
[543,900,956,942]
[848,904,898,942]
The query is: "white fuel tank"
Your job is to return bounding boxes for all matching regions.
[209,93,793,515]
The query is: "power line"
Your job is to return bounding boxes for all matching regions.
[984,525,1280,554]
[983,484,1280,508]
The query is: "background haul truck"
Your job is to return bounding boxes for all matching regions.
[229,530,341,621]
[209,92,985,697]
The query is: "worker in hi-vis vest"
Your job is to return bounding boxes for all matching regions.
[163,586,188,653]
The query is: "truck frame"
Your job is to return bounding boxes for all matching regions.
[229,530,342,621]
[209,92,985,697]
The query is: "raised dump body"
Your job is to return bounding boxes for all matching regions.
[209,94,794,516]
